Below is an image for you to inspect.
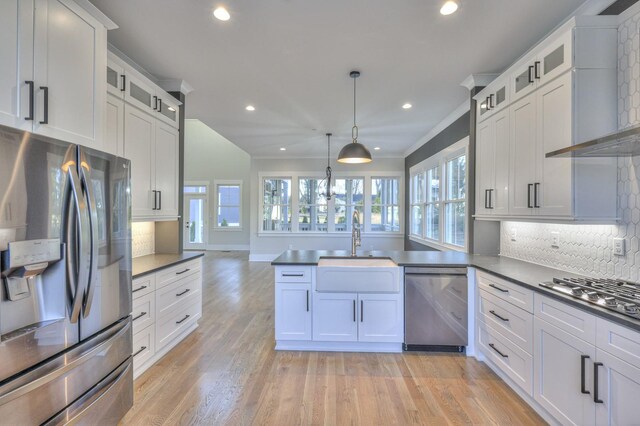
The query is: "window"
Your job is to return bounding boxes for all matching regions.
[371,178,399,231]
[409,137,468,251]
[298,178,327,231]
[215,181,242,229]
[334,178,363,232]
[259,173,401,234]
[262,178,291,231]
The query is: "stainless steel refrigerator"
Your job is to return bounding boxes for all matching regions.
[0,124,133,424]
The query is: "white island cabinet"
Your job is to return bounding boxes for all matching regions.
[274,265,404,352]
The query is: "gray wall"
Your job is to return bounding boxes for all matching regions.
[184,119,251,249]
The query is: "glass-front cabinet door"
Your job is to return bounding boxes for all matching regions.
[125,72,155,112]
[106,53,126,98]
[156,95,181,129]
[511,55,537,102]
[537,29,572,85]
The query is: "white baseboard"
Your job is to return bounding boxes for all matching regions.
[249,253,279,262]
[275,340,403,353]
[206,244,249,251]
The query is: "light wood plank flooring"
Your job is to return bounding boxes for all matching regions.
[121,251,545,425]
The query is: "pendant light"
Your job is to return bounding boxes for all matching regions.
[338,71,372,164]
[320,133,335,200]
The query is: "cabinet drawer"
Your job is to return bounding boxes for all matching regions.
[132,293,155,334]
[275,266,312,283]
[477,271,534,313]
[132,274,155,300]
[478,320,533,396]
[156,259,201,289]
[132,324,155,372]
[156,274,201,318]
[535,294,596,344]
[156,296,202,349]
[479,289,533,354]
[596,318,640,367]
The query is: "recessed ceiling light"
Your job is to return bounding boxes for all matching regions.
[402,103,412,109]
[213,7,230,21]
[374,147,381,150]
[245,105,255,111]
[440,1,458,15]
[280,147,286,151]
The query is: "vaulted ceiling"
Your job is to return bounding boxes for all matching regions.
[90,0,588,158]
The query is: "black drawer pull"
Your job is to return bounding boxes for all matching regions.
[489,343,508,358]
[489,310,509,322]
[581,355,591,395]
[39,86,49,124]
[133,346,147,357]
[176,289,191,297]
[120,74,126,92]
[176,268,190,275]
[132,285,148,293]
[25,81,34,120]
[132,311,147,321]
[282,273,304,277]
[594,362,604,403]
[489,283,508,293]
[176,314,190,324]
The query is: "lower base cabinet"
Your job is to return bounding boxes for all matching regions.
[595,348,640,426]
[274,282,312,341]
[131,258,203,378]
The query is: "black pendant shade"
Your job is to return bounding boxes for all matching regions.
[337,141,372,164]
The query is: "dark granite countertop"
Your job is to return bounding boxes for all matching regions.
[132,252,204,278]
[272,250,640,332]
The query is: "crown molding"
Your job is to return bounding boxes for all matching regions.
[460,74,500,91]
[158,79,194,95]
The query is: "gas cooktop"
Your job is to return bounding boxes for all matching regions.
[540,277,640,320]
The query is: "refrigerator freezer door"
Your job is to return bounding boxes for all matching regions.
[0,125,80,382]
[77,146,131,339]
[0,317,131,425]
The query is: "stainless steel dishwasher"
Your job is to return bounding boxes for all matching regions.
[404,267,468,352]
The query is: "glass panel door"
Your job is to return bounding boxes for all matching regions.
[184,195,207,249]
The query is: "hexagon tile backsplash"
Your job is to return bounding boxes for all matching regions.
[500,10,640,282]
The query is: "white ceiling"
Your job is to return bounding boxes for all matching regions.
[90,0,588,158]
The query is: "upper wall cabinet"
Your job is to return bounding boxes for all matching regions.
[477,78,509,122]
[0,0,109,150]
[475,16,619,222]
[107,52,181,130]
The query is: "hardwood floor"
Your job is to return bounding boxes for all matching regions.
[121,251,545,425]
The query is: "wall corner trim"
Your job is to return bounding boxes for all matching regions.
[158,79,194,95]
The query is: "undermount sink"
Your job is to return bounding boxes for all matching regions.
[316,257,400,293]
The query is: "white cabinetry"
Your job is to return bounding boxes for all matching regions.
[0,0,109,149]
[275,266,312,341]
[476,108,509,216]
[131,258,202,379]
[357,293,404,343]
[105,93,124,157]
[313,292,359,342]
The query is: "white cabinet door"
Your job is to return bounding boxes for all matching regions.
[106,53,126,98]
[511,56,537,102]
[537,29,572,86]
[595,349,640,426]
[313,292,358,342]
[536,71,573,217]
[0,0,33,131]
[509,92,537,216]
[275,283,311,341]
[358,293,403,343]
[124,104,155,218]
[156,94,180,129]
[533,317,596,426]
[475,119,494,216]
[32,0,106,150]
[105,94,124,157]
[125,71,155,113]
[492,110,510,215]
[154,121,179,217]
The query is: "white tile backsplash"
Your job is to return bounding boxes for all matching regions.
[499,11,640,281]
[132,222,155,258]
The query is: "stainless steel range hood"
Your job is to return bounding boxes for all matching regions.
[546,124,640,158]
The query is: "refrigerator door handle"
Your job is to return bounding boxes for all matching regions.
[66,162,89,324]
[78,148,99,318]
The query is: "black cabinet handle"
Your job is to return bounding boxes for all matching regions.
[534,183,540,208]
[361,300,364,322]
[528,65,534,84]
[158,190,162,210]
[176,268,191,275]
[306,290,309,312]
[484,189,489,209]
[39,86,48,124]
[158,98,162,113]
[594,362,604,403]
[120,74,126,92]
[176,314,190,324]
[152,190,157,210]
[489,310,509,322]
[489,189,494,209]
[176,289,191,297]
[132,285,148,293]
[534,61,541,79]
[581,355,591,395]
[153,95,158,110]
[132,311,147,321]
[489,283,509,293]
[489,94,494,109]
[25,81,34,120]
[133,346,147,357]
[489,343,508,358]
[353,300,356,322]
[527,184,533,208]
[282,273,304,277]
